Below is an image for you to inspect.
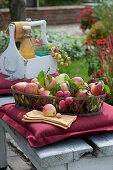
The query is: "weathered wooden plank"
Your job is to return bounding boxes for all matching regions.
[68,156,113,170]
[86,132,113,157]
[0,122,7,169]
[0,119,46,170]
[0,119,93,169]
[0,95,14,106]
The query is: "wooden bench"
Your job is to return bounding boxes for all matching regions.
[1,95,113,170]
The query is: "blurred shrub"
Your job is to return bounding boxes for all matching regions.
[93,1,113,37]
[0,31,9,52]
[86,21,105,41]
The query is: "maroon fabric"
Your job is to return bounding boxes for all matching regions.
[0,102,113,147]
[0,73,31,94]
[0,73,58,94]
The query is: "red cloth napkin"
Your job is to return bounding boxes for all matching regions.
[0,102,113,147]
[0,73,58,94]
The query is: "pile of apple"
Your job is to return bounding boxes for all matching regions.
[50,46,71,66]
[13,72,108,116]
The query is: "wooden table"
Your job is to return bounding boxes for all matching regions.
[0,95,113,170]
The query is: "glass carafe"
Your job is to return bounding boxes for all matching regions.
[19,27,35,59]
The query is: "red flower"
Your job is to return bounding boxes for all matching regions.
[87,19,91,23]
[80,26,84,29]
[79,14,85,18]
[84,6,89,9]
[93,19,97,23]
[100,68,104,74]
[83,41,91,46]
[88,10,93,14]
[96,72,101,77]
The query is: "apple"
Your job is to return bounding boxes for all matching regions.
[31,78,37,83]
[35,81,43,89]
[76,89,91,98]
[72,77,84,88]
[45,77,57,91]
[76,89,91,104]
[65,97,73,105]
[91,82,105,96]
[88,82,95,92]
[39,90,51,104]
[56,73,69,83]
[60,83,69,92]
[60,62,64,65]
[56,91,64,97]
[63,63,68,66]
[39,89,50,96]
[64,91,71,97]
[73,102,78,111]
[59,100,67,108]
[43,104,56,117]
[14,82,28,92]
[24,83,38,95]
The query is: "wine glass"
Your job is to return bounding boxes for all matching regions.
[4,56,18,81]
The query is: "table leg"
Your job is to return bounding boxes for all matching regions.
[0,122,7,169]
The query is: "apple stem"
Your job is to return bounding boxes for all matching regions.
[45,67,50,78]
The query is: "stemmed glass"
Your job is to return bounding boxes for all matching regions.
[4,56,18,81]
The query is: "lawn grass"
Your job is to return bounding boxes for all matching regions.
[58,58,90,83]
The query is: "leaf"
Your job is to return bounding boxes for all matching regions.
[47,75,52,84]
[38,70,45,87]
[48,45,55,50]
[104,84,110,94]
[91,95,97,106]
[64,74,69,82]
[66,79,77,96]
[79,85,86,89]
[50,83,61,95]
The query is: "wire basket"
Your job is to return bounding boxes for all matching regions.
[11,85,106,116]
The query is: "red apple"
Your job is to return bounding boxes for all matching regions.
[88,82,95,92]
[39,90,50,96]
[56,91,64,97]
[24,83,38,95]
[59,100,67,108]
[91,82,105,96]
[77,89,91,98]
[45,77,57,91]
[64,91,71,97]
[65,97,73,105]
[14,82,28,92]
[60,83,69,92]
[43,104,56,117]
[72,77,84,88]
[39,90,51,104]
[76,89,91,104]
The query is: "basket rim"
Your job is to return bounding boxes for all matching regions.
[11,85,106,100]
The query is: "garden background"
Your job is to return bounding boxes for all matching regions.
[0,0,113,104]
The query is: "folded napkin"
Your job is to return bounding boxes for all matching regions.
[6,21,30,42]
[22,110,77,129]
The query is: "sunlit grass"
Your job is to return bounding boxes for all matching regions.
[58,58,90,83]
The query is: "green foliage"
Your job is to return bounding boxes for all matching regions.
[39,0,82,6]
[58,58,90,83]
[0,31,9,52]
[47,31,86,59]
